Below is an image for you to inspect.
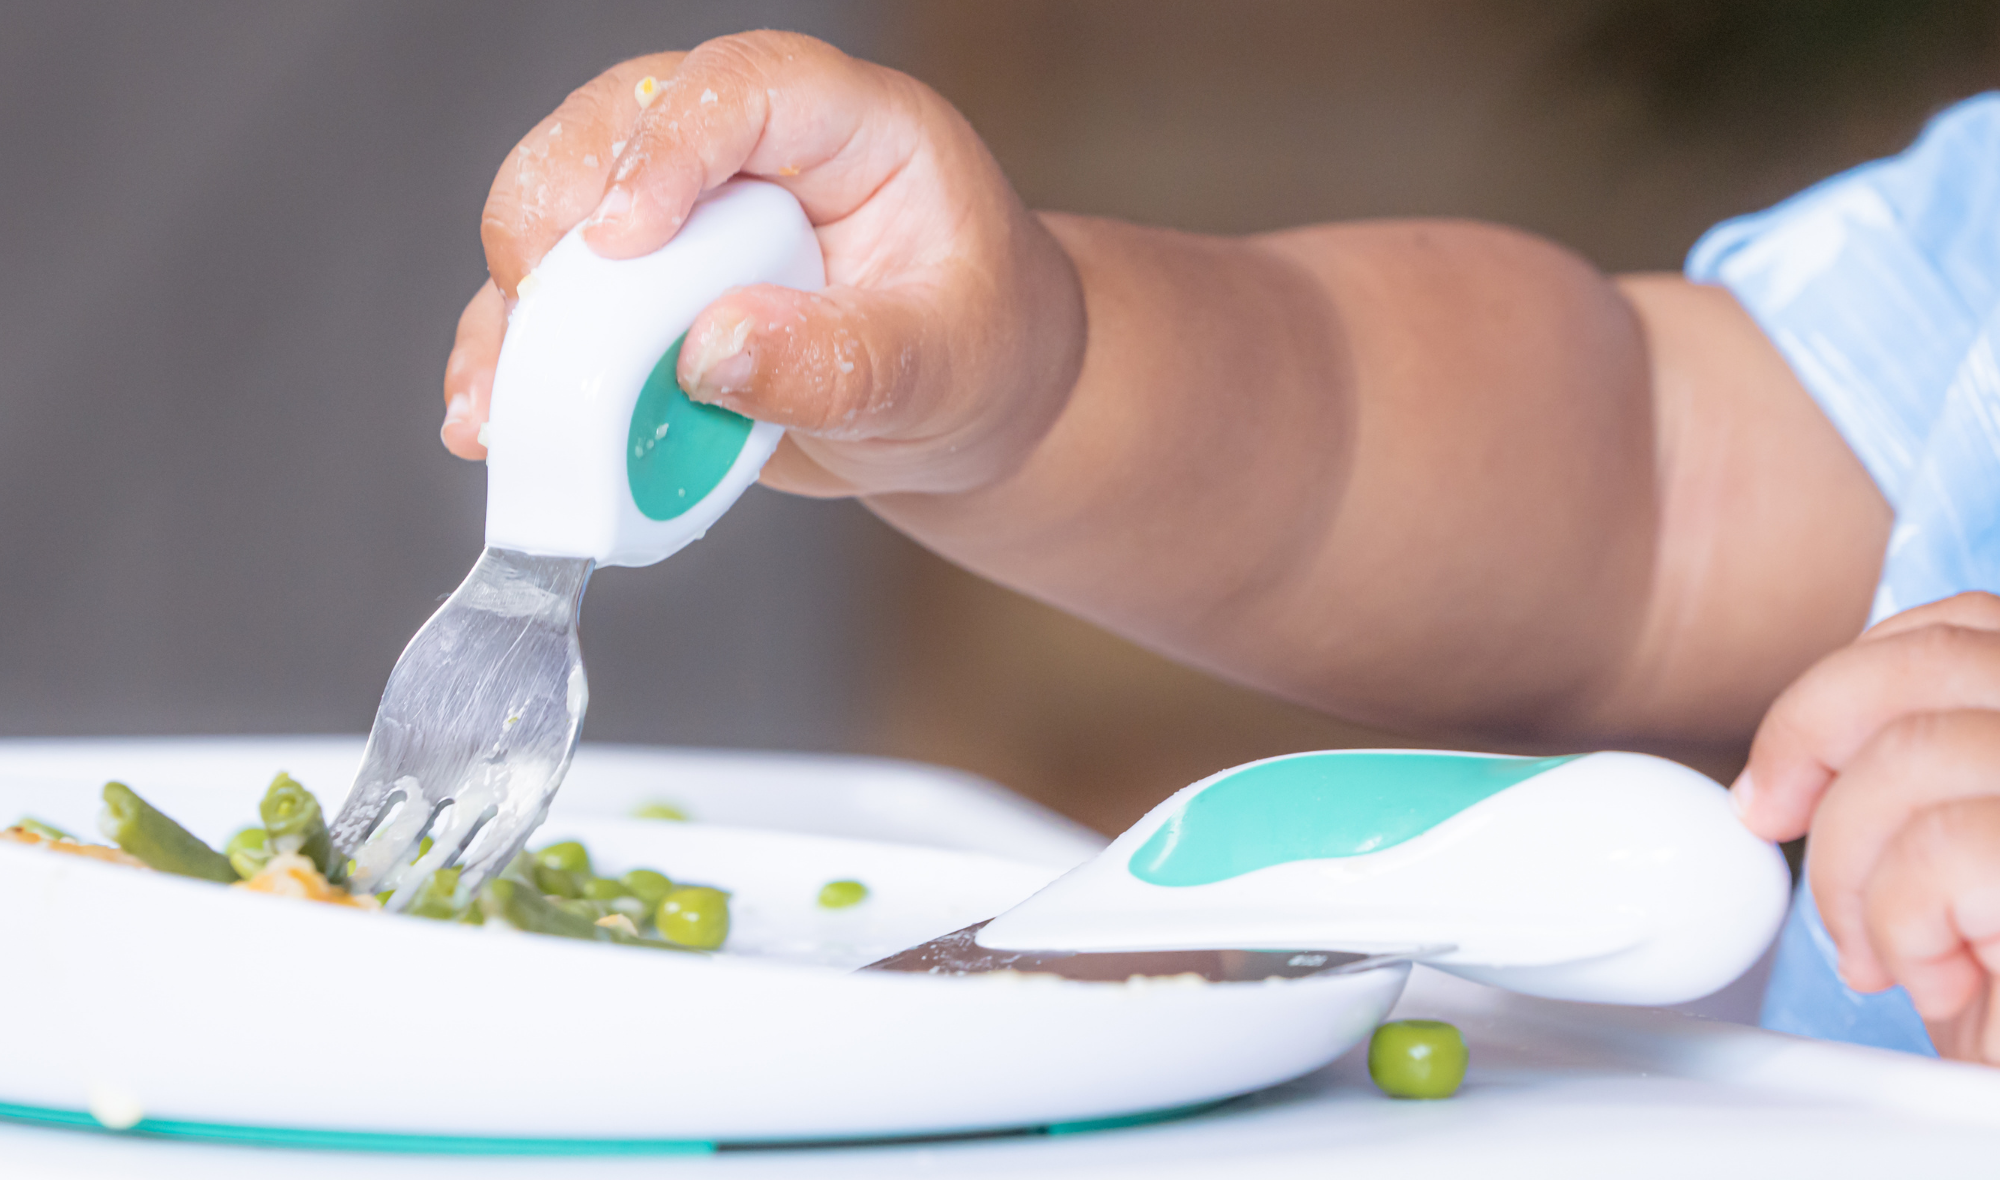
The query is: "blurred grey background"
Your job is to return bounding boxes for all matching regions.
[0,1,901,750]
[2,1,1996,832]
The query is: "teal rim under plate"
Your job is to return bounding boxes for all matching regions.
[0,1096,1227,1155]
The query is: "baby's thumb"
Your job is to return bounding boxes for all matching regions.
[677,283,935,445]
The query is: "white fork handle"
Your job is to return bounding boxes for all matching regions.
[483,180,824,567]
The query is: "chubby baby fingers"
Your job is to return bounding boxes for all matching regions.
[442,281,507,460]
[1858,590,2000,646]
[582,31,902,260]
[1738,620,2000,843]
[1809,709,2000,993]
[676,283,1003,496]
[480,53,685,293]
[1861,796,2000,1058]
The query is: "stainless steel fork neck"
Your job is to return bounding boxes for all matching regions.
[469,547,594,619]
[331,546,596,905]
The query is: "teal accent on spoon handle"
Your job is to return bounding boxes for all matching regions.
[1128,751,1580,886]
[626,333,757,522]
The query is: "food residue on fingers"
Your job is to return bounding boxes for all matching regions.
[634,76,662,110]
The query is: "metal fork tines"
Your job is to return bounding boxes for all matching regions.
[331,547,593,908]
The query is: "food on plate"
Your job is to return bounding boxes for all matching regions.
[655,885,730,949]
[621,868,673,907]
[2,775,733,953]
[99,781,238,883]
[1367,1019,1467,1099]
[13,816,73,842]
[237,851,378,909]
[259,772,336,877]
[817,879,869,909]
[2,823,146,868]
[632,801,690,821]
[223,826,272,879]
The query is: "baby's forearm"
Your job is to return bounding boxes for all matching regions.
[452,34,1884,755]
[870,217,1884,752]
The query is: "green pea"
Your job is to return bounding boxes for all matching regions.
[1367,1020,1467,1099]
[631,802,689,822]
[582,877,632,901]
[14,817,74,842]
[224,827,272,880]
[817,880,869,909]
[532,864,586,899]
[531,840,592,875]
[656,886,729,950]
[621,869,673,908]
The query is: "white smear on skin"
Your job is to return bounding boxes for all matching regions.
[700,88,718,105]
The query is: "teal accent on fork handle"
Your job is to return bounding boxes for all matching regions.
[1128,751,1580,886]
[627,333,756,521]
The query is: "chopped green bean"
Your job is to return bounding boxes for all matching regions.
[656,886,730,950]
[224,827,271,880]
[98,782,237,883]
[621,869,673,908]
[404,866,467,920]
[582,877,632,901]
[482,878,605,940]
[499,850,538,885]
[14,817,74,842]
[817,880,869,909]
[532,864,586,899]
[480,879,684,951]
[631,802,689,822]
[551,896,610,923]
[258,773,334,878]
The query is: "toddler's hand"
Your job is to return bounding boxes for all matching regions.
[1735,591,2000,1062]
[441,32,1083,498]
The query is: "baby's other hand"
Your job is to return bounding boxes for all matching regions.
[1735,591,2000,1062]
[442,31,1084,499]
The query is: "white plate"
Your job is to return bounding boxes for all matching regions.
[0,741,1408,1149]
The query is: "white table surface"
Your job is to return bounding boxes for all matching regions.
[7,738,2000,1177]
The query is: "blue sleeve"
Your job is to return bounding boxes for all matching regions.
[1687,92,2000,512]
[1684,92,2000,1056]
